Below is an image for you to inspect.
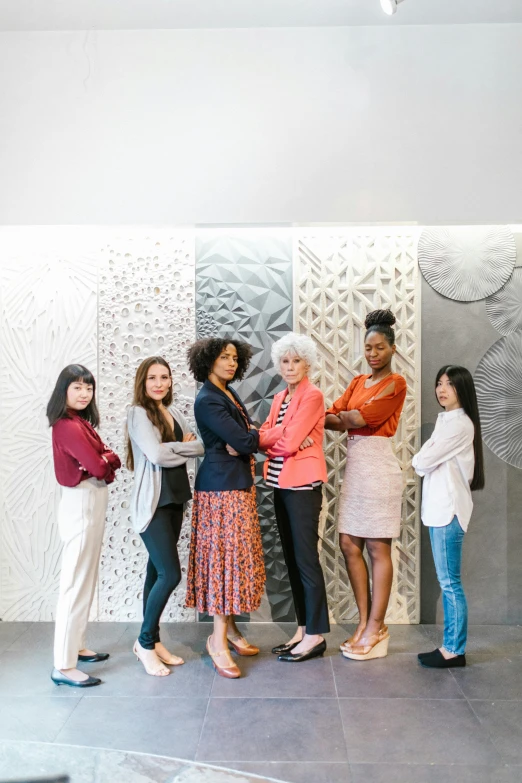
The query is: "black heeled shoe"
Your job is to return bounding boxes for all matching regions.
[271,641,300,655]
[278,639,326,662]
[51,668,102,688]
[418,649,466,668]
[78,652,110,663]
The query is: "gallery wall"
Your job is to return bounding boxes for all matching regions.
[1,24,522,225]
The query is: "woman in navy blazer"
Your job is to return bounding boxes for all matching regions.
[186,337,265,679]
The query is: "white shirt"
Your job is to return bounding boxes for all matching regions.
[412,408,475,531]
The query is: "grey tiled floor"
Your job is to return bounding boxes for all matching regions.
[1,621,522,783]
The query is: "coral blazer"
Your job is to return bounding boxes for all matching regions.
[259,376,328,489]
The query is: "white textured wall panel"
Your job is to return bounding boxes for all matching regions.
[0,229,98,620]
[97,231,196,622]
[295,229,421,623]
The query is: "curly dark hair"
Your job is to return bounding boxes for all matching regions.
[364,308,396,346]
[187,337,253,383]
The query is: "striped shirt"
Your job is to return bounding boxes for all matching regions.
[266,399,321,491]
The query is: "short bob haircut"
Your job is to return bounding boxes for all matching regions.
[46,364,99,428]
[271,332,318,373]
[187,337,253,383]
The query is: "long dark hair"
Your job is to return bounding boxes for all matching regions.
[46,364,99,428]
[436,365,485,491]
[126,356,174,471]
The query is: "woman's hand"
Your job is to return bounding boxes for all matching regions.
[182,433,197,442]
[299,436,314,450]
[226,444,240,456]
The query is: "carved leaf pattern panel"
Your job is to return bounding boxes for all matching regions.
[0,229,97,620]
[295,230,421,623]
[195,233,294,621]
[97,231,197,621]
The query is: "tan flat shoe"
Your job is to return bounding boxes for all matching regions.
[227,635,259,656]
[155,643,184,666]
[133,641,170,676]
[207,636,241,679]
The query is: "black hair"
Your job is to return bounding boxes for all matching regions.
[187,337,253,383]
[46,364,100,428]
[364,309,396,346]
[435,365,485,491]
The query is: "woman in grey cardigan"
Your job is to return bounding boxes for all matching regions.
[127,356,203,676]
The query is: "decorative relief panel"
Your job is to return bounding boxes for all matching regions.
[195,233,294,621]
[97,231,196,621]
[0,229,97,620]
[295,230,421,623]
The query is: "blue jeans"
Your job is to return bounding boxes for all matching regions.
[429,516,468,655]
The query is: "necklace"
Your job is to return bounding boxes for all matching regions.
[365,370,393,388]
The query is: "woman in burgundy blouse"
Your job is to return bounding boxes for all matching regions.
[47,364,121,688]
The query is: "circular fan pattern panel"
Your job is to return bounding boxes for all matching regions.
[485,268,522,336]
[418,226,516,302]
[474,332,522,469]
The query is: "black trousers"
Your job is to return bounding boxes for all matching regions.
[139,503,184,650]
[273,486,330,635]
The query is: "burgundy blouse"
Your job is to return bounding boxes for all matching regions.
[52,411,121,487]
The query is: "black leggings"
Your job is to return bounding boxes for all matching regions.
[139,503,184,650]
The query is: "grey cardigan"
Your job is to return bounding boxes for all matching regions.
[127,405,204,533]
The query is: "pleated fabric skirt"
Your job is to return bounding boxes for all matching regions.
[337,436,403,539]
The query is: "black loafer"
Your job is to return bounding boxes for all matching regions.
[51,668,102,687]
[78,652,110,663]
[418,649,466,668]
[271,641,299,655]
[278,639,327,662]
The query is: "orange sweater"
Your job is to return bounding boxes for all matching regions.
[326,373,407,438]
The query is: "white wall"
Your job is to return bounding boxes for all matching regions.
[1,24,522,225]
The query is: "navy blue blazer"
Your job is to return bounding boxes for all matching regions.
[194,379,259,491]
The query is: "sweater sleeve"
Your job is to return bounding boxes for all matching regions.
[325,378,358,416]
[356,377,407,428]
[266,389,325,458]
[412,417,474,476]
[170,406,205,458]
[55,419,114,481]
[127,406,197,467]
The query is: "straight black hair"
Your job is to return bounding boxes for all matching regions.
[46,364,100,428]
[436,365,485,491]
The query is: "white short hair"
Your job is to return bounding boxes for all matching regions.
[271,332,318,373]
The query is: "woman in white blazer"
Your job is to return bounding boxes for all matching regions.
[127,356,203,676]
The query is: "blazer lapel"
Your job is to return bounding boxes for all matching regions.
[279,376,311,427]
[203,379,249,429]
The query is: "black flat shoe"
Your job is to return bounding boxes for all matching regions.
[51,668,102,687]
[418,649,466,668]
[271,641,299,655]
[78,652,110,663]
[278,639,326,662]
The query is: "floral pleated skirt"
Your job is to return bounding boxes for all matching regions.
[186,485,266,616]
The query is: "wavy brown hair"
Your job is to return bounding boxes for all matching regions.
[126,356,175,471]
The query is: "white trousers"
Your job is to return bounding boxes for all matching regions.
[53,478,108,669]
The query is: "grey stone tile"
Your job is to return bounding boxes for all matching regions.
[332,653,464,699]
[421,625,522,656]
[387,624,434,654]
[0,698,81,743]
[55,696,208,758]
[472,700,522,764]
[339,698,501,765]
[0,621,32,653]
[115,621,210,658]
[0,650,86,697]
[197,698,347,763]
[7,620,127,652]
[211,654,336,699]
[84,650,215,699]
[350,763,515,783]
[450,656,522,700]
[0,739,96,782]
[223,761,352,782]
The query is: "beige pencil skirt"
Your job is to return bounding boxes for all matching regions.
[337,436,403,539]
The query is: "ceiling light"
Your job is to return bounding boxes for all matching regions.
[380,0,405,15]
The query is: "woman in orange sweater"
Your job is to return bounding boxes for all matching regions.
[325,310,407,661]
[259,333,329,663]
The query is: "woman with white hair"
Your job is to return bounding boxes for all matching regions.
[259,333,330,662]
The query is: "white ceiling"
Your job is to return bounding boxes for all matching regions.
[1,0,522,31]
